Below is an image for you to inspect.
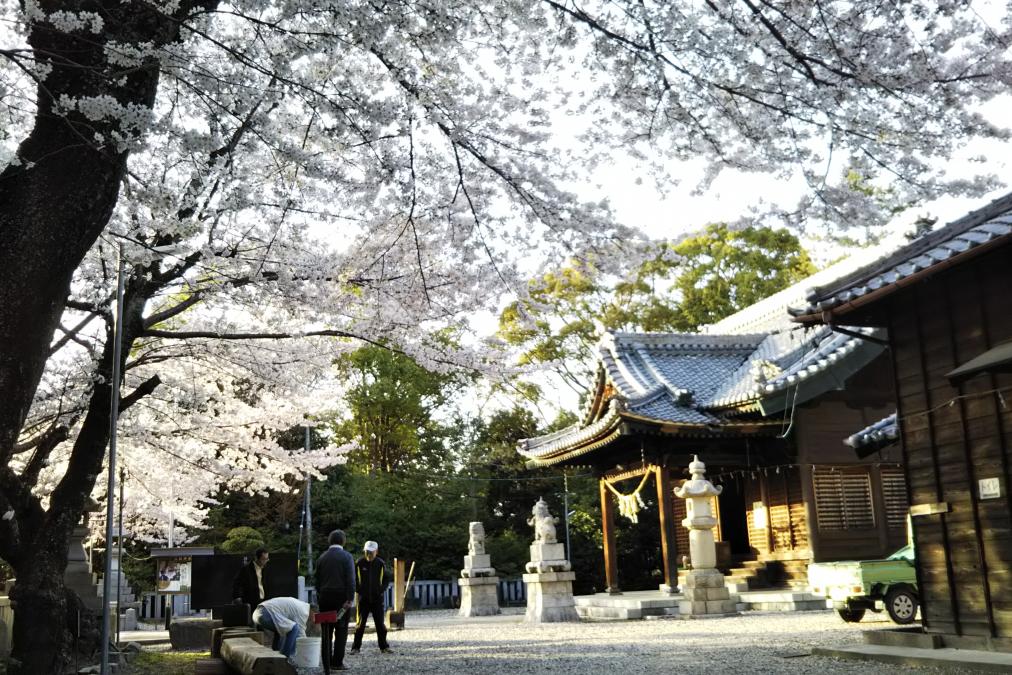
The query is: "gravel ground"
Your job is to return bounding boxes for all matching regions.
[300,608,960,674]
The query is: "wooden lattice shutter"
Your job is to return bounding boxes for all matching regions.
[813,466,875,531]
[880,467,910,530]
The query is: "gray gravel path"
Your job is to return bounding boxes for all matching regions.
[319,608,959,673]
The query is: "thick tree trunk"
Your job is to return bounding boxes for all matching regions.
[9,555,72,674]
[0,2,214,669]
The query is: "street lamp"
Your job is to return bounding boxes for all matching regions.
[100,240,186,675]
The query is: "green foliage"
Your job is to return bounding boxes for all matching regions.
[196,357,611,592]
[121,540,156,593]
[332,345,460,473]
[220,526,266,554]
[123,651,211,675]
[670,224,815,329]
[498,224,814,399]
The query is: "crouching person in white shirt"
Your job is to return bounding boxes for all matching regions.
[253,596,311,658]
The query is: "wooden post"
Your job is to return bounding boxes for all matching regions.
[655,465,679,592]
[386,558,406,630]
[600,478,620,594]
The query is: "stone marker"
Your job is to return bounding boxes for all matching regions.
[459,521,501,617]
[523,498,579,623]
[673,456,737,618]
[169,616,222,650]
[122,607,138,631]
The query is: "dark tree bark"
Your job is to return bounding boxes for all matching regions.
[0,3,215,672]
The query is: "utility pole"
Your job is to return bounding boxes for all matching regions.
[563,471,571,559]
[100,253,126,675]
[304,426,314,580]
[117,467,125,646]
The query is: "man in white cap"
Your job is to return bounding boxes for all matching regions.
[349,540,391,655]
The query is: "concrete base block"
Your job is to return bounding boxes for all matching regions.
[221,637,295,675]
[169,617,222,650]
[530,543,566,562]
[524,571,579,623]
[211,627,266,658]
[464,554,491,569]
[679,570,735,618]
[459,576,500,617]
[681,569,725,589]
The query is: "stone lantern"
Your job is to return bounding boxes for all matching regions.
[673,456,737,617]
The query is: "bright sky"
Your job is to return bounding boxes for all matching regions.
[591,96,1012,253]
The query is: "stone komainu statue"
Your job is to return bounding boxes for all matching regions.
[527,497,558,544]
[468,521,486,556]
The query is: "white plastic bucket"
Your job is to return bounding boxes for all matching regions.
[292,636,322,668]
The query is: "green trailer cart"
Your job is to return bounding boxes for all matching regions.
[807,544,918,624]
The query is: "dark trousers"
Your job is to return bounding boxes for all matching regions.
[319,589,351,669]
[352,599,388,650]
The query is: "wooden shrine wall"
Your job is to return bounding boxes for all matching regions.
[741,467,809,559]
[886,244,1012,639]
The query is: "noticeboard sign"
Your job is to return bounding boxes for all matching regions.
[980,477,1002,500]
[155,558,191,594]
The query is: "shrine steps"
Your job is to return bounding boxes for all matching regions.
[574,591,680,620]
[735,589,827,613]
[573,587,828,620]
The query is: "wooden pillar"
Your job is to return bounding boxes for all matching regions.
[599,478,620,594]
[655,465,679,592]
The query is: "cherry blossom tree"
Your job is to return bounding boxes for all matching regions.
[1,1,1010,671]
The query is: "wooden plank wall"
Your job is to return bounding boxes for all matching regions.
[739,470,809,559]
[745,478,770,556]
[887,245,1012,639]
[672,494,689,566]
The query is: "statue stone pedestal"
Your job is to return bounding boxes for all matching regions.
[522,501,578,623]
[674,456,738,619]
[459,523,501,617]
[523,569,579,623]
[459,575,500,617]
[678,569,736,616]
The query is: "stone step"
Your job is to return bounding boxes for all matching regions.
[573,595,680,610]
[742,600,828,612]
[740,561,767,569]
[738,590,823,603]
[576,606,649,620]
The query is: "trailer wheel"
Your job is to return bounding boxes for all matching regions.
[885,587,918,624]
[837,608,865,623]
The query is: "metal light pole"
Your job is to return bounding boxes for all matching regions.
[100,253,126,675]
[116,467,125,646]
[304,426,314,579]
[563,471,571,558]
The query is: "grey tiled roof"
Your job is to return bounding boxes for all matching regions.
[518,325,884,460]
[791,192,1012,318]
[704,325,883,410]
[517,398,624,459]
[844,413,899,452]
[599,332,761,424]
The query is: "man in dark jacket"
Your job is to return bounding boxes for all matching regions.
[232,548,269,612]
[350,540,391,654]
[316,529,355,671]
